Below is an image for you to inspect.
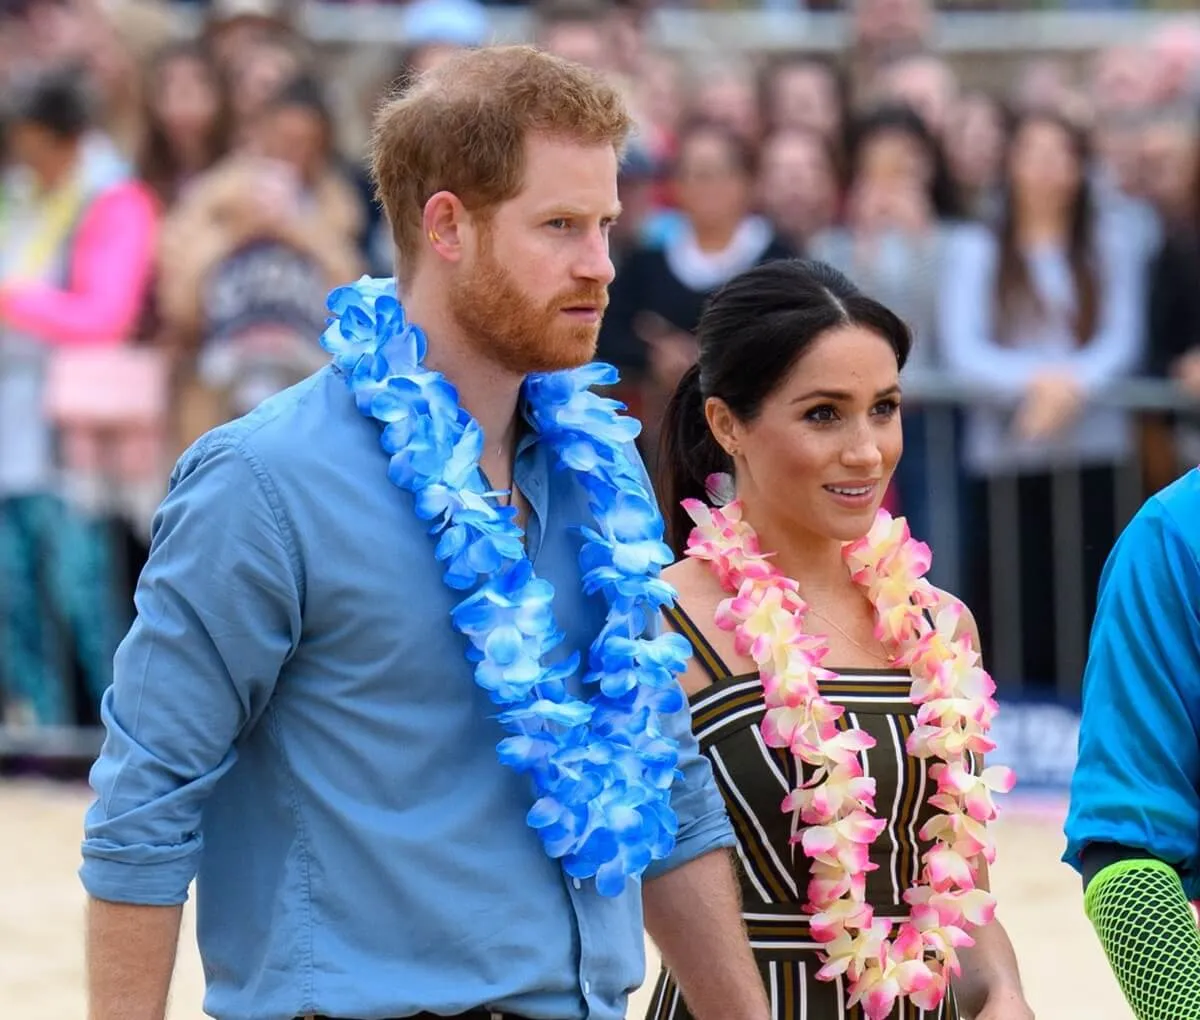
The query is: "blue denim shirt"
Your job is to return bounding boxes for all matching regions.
[80,366,734,1020]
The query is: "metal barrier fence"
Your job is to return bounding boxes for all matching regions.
[903,372,1195,687]
[159,4,1200,54]
[1,373,1197,786]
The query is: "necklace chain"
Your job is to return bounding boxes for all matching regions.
[805,605,891,663]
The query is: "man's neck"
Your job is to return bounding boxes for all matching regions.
[401,280,524,464]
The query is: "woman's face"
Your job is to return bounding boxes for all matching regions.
[858,128,931,195]
[770,63,841,142]
[638,55,684,139]
[693,71,760,143]
[257,104,327,184]
[154,54,220,142]
[759,130,838,240]
[1008,118,1081,207]
[230,42,301,126]
[674,129,752,228]
[710,325,903,544]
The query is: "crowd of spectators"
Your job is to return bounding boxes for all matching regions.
[2,0,1199,730]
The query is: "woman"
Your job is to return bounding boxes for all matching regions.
[137,41,233,209]
[156,73,363,450]
[808,103,961,374]
[598,118,793,468]
[758,126,840,256]
[943,91,1009,226]
[648,259,1032,1020]
[0,66,159,726]
[937,110,1146,696]
[808,104,965,556]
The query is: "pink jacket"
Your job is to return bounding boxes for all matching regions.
[0,179,160,347]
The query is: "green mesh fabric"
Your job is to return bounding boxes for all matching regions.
[1085,858,1200,1020]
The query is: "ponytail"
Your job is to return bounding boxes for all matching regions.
[657,363,732,558]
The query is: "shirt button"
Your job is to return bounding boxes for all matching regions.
[584,980,592,995]
[573,878,581,889]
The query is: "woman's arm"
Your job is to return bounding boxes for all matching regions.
[953,857,1030,1018]
[0,181,159,345]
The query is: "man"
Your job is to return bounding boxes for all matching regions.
[1063,466,1200,1020]
[81,45,768,1020]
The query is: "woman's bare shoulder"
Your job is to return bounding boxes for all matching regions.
[663,556,723,602]
[929,585,981,650]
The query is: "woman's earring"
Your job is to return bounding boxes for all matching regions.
[428,229,441,244]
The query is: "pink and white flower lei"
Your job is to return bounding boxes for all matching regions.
[682,484,1016,1020]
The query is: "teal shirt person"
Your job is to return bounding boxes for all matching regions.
[1063,466,1200,890]
[1063,466,1200,1020]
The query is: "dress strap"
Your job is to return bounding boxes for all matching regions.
[662,603,731,684]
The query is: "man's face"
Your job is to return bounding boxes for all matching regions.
[770,63,840,141]
[8,120,70,181]
[1140,121,1198,216]
[450,134,620,375]
[258,104,326,184]
[854,0,930,57]
[540,21,608,72]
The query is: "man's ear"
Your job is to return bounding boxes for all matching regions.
[422,191,467,262]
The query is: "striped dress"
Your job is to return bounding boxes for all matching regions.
[646,605,964,1020]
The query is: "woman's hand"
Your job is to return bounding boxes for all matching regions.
[1014,370,1085,440]
[636,311,698,393]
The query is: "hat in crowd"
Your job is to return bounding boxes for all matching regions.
[401,0,490,49]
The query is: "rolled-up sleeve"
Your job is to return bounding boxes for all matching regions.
[621,440,735,879]
[80,437,302,906]
[1063,497,1200,884]
[645,692,735,880]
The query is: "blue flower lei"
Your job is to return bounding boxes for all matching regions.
[321,277,692,896]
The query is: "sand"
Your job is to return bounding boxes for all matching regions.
[2,780,1130,1019]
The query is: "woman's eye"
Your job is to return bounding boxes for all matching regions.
[804,405,838,423]
[547,218,570,230]
[873,399,901,417]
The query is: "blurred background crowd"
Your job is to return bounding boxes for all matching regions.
[1,0,1199,764]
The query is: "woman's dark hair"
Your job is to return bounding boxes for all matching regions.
[138,41,234,207]
[846,102,962,220]
[658,258,912,556]
[758,53,849,173]
[9,64,93,140]
[264,73,333,131]
[995,108,1096,346]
